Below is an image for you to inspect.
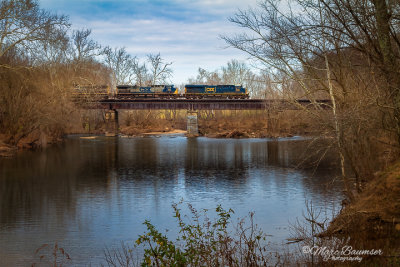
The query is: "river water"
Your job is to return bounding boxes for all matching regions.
[0,135,343,266]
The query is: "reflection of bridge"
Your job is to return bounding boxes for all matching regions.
[82,98,331,110]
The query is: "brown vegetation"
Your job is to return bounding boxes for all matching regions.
[116,109,315,139]
[321,161,400,266]
[197,109,314,138]
[118,110,186,136]
[327,161,400,238]
[0,0,112,151]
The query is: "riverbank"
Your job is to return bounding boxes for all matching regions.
[0,109,314,156]
[120,129,187,137]
[323,160,400,265]
[0,130,65,157]
[0,139,16,157]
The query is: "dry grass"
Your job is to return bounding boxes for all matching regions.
[116,109,315,138]
[323,161,400,265]
[198,109,314,138]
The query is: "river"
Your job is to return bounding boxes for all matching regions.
[0,134,343,266]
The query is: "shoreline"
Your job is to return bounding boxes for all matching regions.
[0,129,313,158]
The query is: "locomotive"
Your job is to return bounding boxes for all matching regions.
[184,84,248,99]
[116,84,178,98]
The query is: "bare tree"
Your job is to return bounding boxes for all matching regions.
[102,46,136,86]
[71,28,101,63]
[188,61,270,97]
[132,59,149,86]
[193,67,209,84]
[31,26,69,66]
[221,59,249,85]
[0,0,69,66]
[147,53,173,85]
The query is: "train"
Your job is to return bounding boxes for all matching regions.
[73,84,249,99]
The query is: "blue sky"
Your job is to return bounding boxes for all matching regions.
[40,0,260,84]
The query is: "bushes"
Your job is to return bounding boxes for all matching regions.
[105,202,281,267]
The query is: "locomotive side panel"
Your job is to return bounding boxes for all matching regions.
[116,85,178,98]
[185,84,248,98]
[185,85,207,94]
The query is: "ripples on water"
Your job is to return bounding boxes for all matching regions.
[0,135,343,266]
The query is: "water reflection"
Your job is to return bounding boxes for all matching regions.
[0,136,342,266]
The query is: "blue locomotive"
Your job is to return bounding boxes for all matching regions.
[185,84,248,99]
[116,84,178,98]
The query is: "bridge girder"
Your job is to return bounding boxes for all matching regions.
[77,99,330,110]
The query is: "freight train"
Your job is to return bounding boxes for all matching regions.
[73,84,249,99]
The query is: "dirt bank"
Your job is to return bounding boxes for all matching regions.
[0,140,16,157]
[198,113,312,138]
[142,129,186,135]
[0,131,63,157]
[325,160,400,264]
[120,125,186,137]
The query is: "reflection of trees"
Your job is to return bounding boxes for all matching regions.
[264,140,343,204]
[264,139,340,169]
[116,137,180,210]
[184,139,248,192]
[0,137,119,227]
[247,139,343,204]
[0,137,342,231]
[267,141,280,165]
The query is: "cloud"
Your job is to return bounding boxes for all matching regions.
[75,17,249,83]
[40,0,257,84]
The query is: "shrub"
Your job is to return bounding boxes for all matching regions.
[133,202,277,267]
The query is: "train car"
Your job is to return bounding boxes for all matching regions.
[185,84,248,99]
[116,84,178,98]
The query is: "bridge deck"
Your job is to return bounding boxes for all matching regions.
[78,98,330,110]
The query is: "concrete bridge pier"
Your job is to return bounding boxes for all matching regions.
[105,109,119,137]
[186,110,199,137]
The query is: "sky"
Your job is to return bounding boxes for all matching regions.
[40,0,260,85]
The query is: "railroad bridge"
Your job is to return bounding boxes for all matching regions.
[78,98,330,136]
